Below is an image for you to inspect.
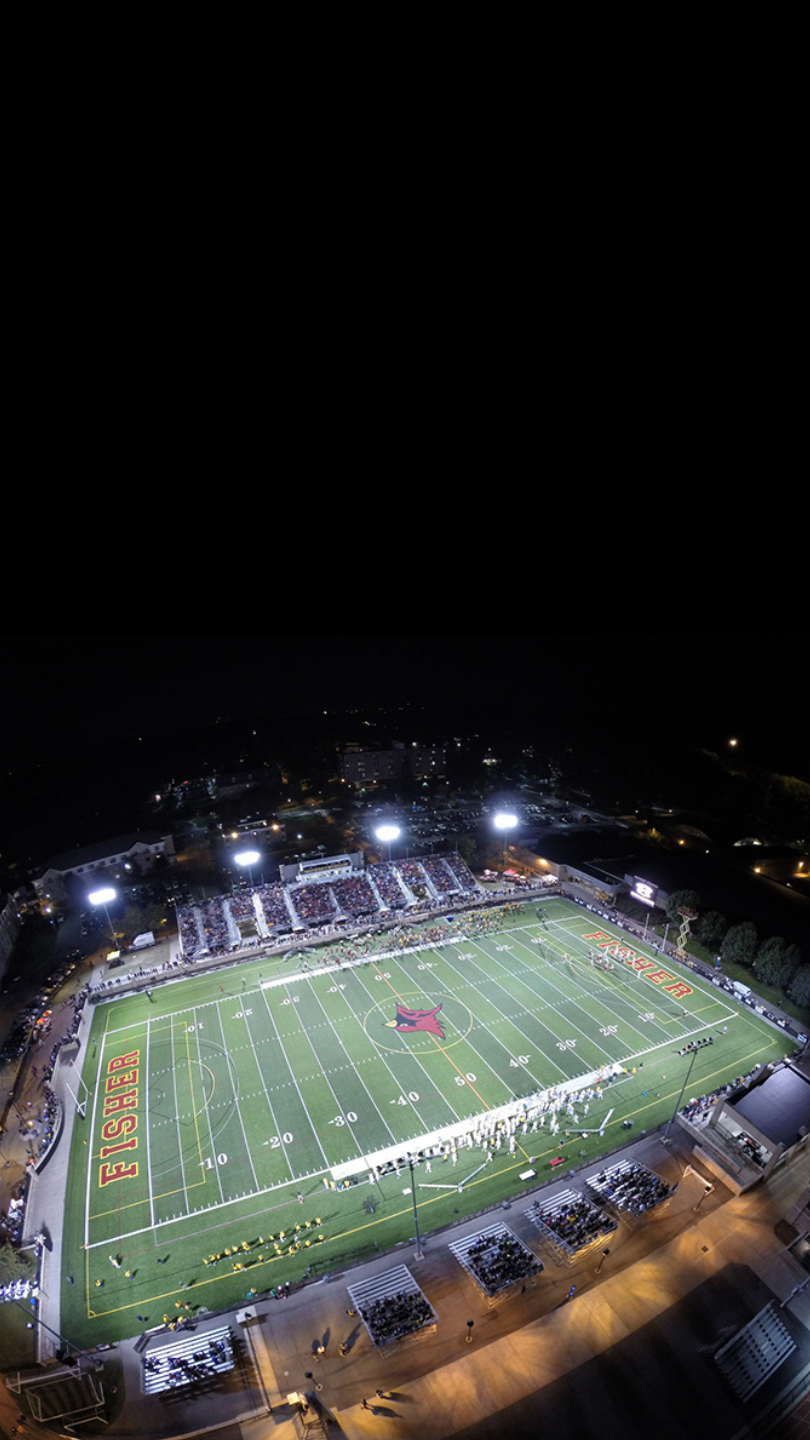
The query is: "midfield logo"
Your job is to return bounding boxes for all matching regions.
[385,1003,445,1039]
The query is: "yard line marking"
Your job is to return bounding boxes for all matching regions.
[257,986,332,1172]
[145,1013,156,1229]
[301,978,399,1152]
[344,964,470,1130]
[212,1000,261,1194]
[190,1009,225,1206]
[438,941,575,1078]
[184,1018,206,1190]
[84,1014,109,1253]
[366,957,496,1113]
[403,945,549,1094]
[384,949,524,1097]
[168,1015,192,1216]
[470,936,621,1064]
[236,996,294,1178]
[80,1160,334,1248]
[514,922,697,1047]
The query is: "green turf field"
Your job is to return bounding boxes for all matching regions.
[61,899,789,1343]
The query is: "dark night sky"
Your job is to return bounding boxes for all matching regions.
[0,631,805,778]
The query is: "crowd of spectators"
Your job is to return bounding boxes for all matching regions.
[330,874,378,918]
[360,1289,435,1346]
[229,891,256,926]
[0,1276,35,1303]
[288,883,337,928]
[527,1190,617,1256]
[462,1229,542,1295]
[680,1070,761,1128]
[142,1332,233,1393]
[588,1160,675,1215]
[395,859,433,902]
[369,863,409,909]
[444,855,478,893]
[420,856,462,896]
[199,898,240,954]
[173,853,491,962]
[177,904,205,956]
[0,1181,29,1245]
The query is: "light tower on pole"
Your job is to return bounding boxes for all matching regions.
[88,887,117,952]
[235,849,260,891]
[376,825,401,863]
[494,813,517,880]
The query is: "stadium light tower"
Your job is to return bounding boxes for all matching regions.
[376,824,401,863]
[494,812,517,879]
[235,849,260,891]
[88,887,117,952]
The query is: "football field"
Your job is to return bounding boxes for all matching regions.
[63,899,787,1340]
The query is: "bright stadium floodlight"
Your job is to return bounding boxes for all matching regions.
[493,812,517,879]
[235,849,261,891]
[88,887,117,951]
[376,825,401,862]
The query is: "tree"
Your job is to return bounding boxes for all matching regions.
[721,921,758,970]
[788,966,810,1010]
[0,1240,36,1288]
[696,911,727,951]
[665,890,700,925]
[755,937,799,991]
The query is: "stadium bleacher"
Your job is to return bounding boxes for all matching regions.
[174,854,481,963]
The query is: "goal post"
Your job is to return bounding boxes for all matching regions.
[62,1071,91,1120]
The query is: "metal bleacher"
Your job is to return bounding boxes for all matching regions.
[586,1158,674,1217]
[141,1325,233,1394]
[449,1223,542,1304]
[347,1264,437,1349]
[525,1188,617,1262]
[714,1303,796,1401]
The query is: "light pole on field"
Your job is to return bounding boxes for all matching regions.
[407,1154,424,1261]
[662,1046,699,1145]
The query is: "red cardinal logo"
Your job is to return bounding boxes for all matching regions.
[385,1003,445,1039]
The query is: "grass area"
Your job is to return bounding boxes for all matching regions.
[59,899,790,1346]
[0,1294,38,1368]
[645,924,810,1027]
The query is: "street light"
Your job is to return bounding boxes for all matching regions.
[693,1183,713,1213]
[235,849,260,891]
[494,813,517,880]
[595,1247,611,1274]
[407,1154,424,1261]
[376,825,401,863]
[466,1320,475,1344]
[662,1045,699,1145]
[88,887,117,952]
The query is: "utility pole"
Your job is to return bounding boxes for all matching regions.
[407,1155,423,1261]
